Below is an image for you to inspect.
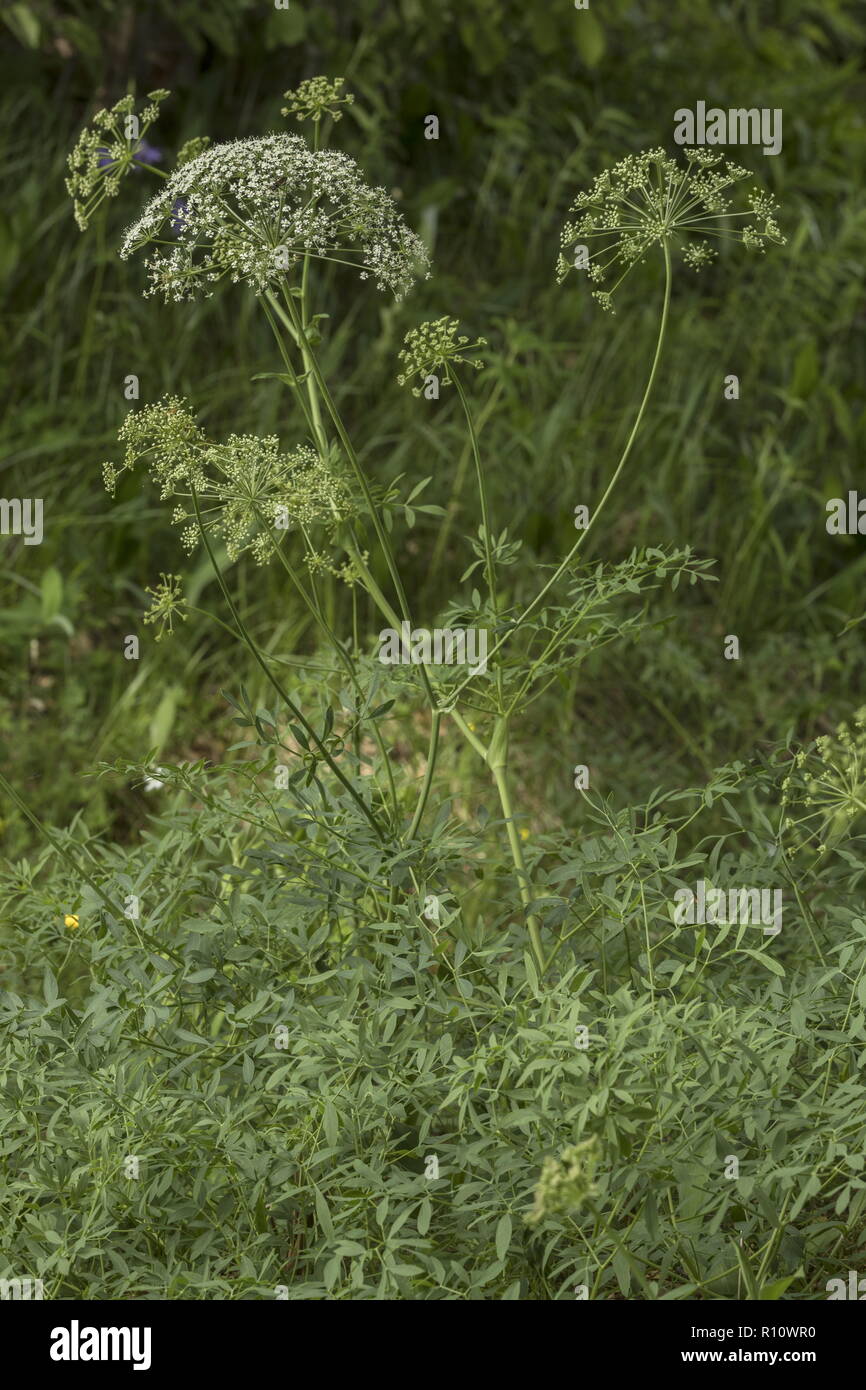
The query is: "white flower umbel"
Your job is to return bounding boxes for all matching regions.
[120,133,430,301]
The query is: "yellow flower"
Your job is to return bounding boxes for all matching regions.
[64,914,79,929]
[519,828,530,841]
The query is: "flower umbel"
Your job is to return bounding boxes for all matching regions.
[282,76,355,125]
[119,133,430,301]
[176,136,211,167]
[397,317,487,395]
[526,1135,601,1226]
[556,148,785,312]
[143,573,188,641]
[781,707,866,853]
[104,396,354,565]
[66,90,170,231]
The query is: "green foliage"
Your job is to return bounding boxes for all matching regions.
[3,748,866,1298]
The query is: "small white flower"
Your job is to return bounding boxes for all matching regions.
[120,133,430,302]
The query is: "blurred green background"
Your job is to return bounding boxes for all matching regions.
[1,0,865,853]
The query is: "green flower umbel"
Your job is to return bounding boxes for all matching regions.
[526,1136,601,1226]
[282,76,355,126]
[104,396,353,566]
[556,148,785,312]
[143,573,188,642]
[66,90,169,231]
[396,317,487,396]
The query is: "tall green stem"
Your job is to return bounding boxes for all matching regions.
[474,714,544,972]
[452,371,498,618]
[260,518,399,823]
[406,711,441,841]
[262,291,440,842]
[280,289,418,634]
[426,372,508,595]
[450,374,544,961]
[190,485,385,842]
[448,240,674,706]
[262,291,404,632]
[277,288,446,840]
[450,247,675,975]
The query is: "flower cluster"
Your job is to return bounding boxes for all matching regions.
[526,1135,601,1226]
[66,90,169,231]
[143,573,188,641]
[556,148,785,311]
[103,395,205,498]
[396,317,487,395]
[119,133,430,301]
[782,708,866,854]
[282,76,355,125]
[176,136,211,167]
[306,549,369,588]
[104,396,353,565]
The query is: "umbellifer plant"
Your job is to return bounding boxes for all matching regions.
[10,78,860,1309]
[52,82,787,981]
